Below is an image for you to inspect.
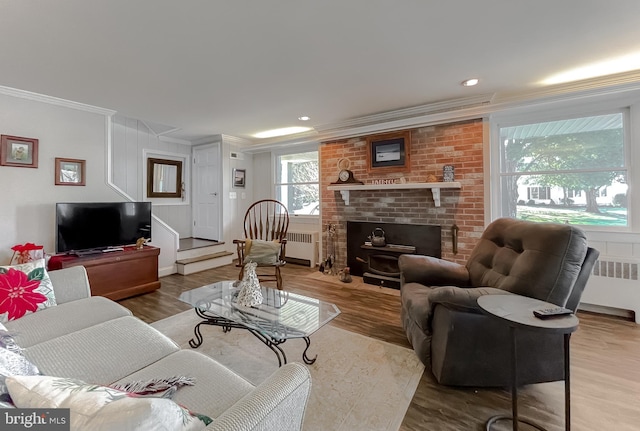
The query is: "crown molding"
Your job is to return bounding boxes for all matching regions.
[314,94,494,136]
[191,135,222,146]
[493,70,640,106]
[158,135,192,146]
[0,85,116,116]
[241,131,320,154]
[221,134,254,147]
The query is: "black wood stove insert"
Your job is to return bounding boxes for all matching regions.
[346,221,441,289]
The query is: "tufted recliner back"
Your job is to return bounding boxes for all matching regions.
[465,218,588,306]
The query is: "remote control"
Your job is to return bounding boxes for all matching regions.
[533,307,573,319]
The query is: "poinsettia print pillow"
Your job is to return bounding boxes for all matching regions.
[0,259,57,322]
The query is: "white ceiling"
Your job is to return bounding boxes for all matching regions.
[2,1,640,145]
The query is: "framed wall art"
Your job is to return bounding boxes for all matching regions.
[55,157,86,186]
[0,135,39,168]
[366,131,411,173]
[233,168,246,188]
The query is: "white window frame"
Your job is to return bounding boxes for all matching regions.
[273,144,320,220]
[490,102,635,233]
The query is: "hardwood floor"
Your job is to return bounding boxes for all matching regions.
[118,264,640,431]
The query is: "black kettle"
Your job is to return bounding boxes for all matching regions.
[369,228,386,247]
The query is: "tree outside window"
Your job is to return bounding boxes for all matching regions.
[275,151,319,215]
[499,112,627,227]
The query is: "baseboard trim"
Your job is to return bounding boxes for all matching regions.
[159,265,177,277]
[578,303,635,321]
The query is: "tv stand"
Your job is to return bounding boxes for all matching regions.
[49,246,160,300]
[74,249,103,257]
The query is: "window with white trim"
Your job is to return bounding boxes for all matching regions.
[275,150,319,216]
[498,111,628,227]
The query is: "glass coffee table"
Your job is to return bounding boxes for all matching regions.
[179,280,341,367]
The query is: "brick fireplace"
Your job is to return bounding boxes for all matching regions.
[346,220,441,288]
[320,119,485,270]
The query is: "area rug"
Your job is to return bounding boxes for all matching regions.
[151,310,424,431]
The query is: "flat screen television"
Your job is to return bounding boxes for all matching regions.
[56,202,152,254]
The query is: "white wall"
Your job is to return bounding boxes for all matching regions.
[252,151,273,201]
[0,92,120,262]
[111,115,192,237]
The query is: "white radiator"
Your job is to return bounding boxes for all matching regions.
[580,256,640,323]
[285,230,319,267]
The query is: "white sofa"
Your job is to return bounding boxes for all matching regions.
[3,266,311,431]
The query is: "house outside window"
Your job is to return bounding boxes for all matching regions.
[275,150,319,216]
[527,186,550,201]
[498,111,628,228]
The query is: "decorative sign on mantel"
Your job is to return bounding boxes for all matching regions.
[371,179,395,185]
[370,177,407,185]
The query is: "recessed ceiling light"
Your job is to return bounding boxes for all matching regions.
[298,116,310,121]
[462,78,479,87]
[253,126,313,139]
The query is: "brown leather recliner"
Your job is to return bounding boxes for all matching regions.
[399,218,599,387]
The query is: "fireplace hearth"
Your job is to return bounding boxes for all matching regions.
[347,221,441,289]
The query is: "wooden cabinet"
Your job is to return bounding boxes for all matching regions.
[49,246,160,301]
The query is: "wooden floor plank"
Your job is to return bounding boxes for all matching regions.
[118,263,640,431]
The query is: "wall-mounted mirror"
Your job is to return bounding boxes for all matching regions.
[147,157,183,198]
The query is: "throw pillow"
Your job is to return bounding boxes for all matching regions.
[0,347,40,404]
[0,259,57,323]
[245,239,281,265]
[6,375,212,431]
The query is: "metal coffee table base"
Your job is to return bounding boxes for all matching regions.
[187,308,317,367]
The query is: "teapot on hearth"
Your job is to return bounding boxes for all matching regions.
[369,228,386,247]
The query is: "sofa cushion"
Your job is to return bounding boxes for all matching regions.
[0,259,57,323]
[114,350,254,419]
[22,316,179,385]
[4,296,131,348]
[6,375,211,431]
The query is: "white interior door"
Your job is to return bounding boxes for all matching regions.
[193,143,221,240]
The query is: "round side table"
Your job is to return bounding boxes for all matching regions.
[477,294,579,431]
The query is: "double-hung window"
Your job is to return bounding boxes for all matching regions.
[498,111,628,228]
[275,150,319,216]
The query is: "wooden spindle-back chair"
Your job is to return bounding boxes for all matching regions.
[233,199,289,289]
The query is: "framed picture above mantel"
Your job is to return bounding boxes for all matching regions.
[366,131,411,173]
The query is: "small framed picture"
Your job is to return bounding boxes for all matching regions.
[0,135,39,168]
[233,168,246,188]
[55,157,86,186]
[366,131,411,173]
[443,165,455,182]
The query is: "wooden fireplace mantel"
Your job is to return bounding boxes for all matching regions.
[327,182,461,207]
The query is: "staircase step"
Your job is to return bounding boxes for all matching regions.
[176,251,234,275]
[177,241,226,260]
[176,251,233,265]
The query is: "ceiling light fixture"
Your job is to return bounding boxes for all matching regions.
[462,78,479,87]
[253,126,312,139]
[298,116,310,121]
